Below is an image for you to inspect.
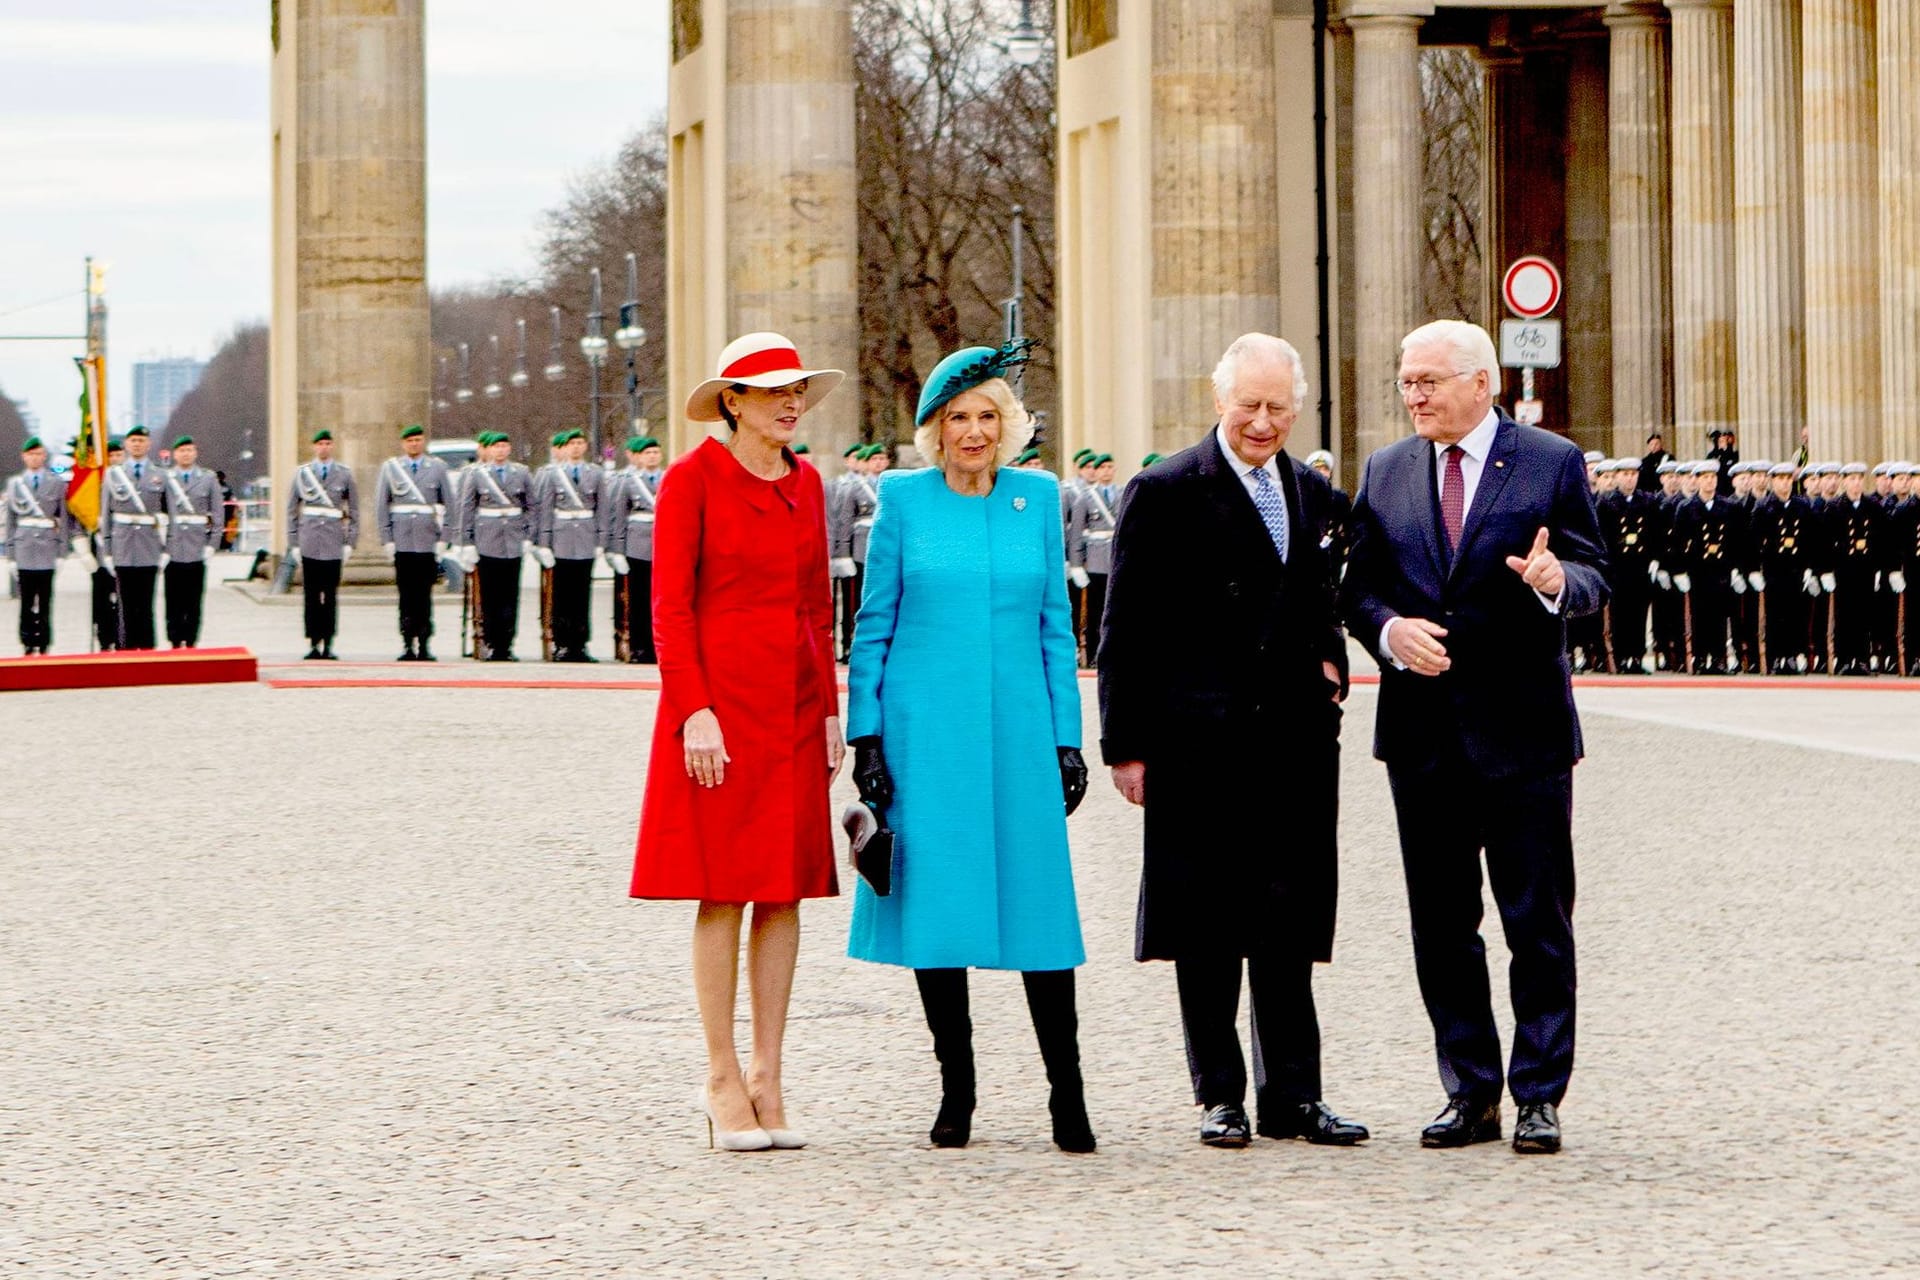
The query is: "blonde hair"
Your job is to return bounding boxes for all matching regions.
[912,376,1034,469]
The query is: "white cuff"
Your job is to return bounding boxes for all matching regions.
[1377,616,1407,670]
[1534,585,1564,615]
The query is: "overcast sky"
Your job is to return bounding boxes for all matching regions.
[0,0,668,444]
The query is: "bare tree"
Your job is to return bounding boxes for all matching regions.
[1420,48,1485,323]
[0,388,27,445]
[163,323,269,477]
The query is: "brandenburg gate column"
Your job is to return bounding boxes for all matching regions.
[1604,2,1673,451]
[1665,0,1736,451]
[1879,0,1920,460]
[1801,0,1880,463]
[1341,2,1427,465]
[1733,0,1806,462]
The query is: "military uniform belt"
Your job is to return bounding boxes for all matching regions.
[554,509,595,521]
[300,505,344,519]
[854,517,875,528]
[389,503,434,516]
[477,506,522,518]
[627,512,656,523]
[15,515,54,528]
[112,513,158,525]
[1085,530,1114,542]
[173,514,210,524]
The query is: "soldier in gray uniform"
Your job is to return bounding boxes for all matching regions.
[103,423,168,650]
[831,442,882,661]
[376,422,453,661]
[1068,451,1120,662]
[827,442,862,657]
[159,435,223,648]
[603,434,663,664]
[533,427,605,662]
[286,428,359,660]
[456,430,534,661]
[3,435,72,655]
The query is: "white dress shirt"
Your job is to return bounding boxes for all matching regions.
[1215,423,1287,562]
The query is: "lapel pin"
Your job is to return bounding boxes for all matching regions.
[1012,495,1027,511]
[1494,460,1505,469]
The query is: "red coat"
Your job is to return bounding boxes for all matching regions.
[631,437,840,902]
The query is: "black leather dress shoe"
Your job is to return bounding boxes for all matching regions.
[1420,1097,1502,1148]
[1257,1100,1370,1146]
[1512,1102,1562,1154]
[1198,1103,1252,1149]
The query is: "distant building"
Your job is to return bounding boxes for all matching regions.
[131,357,207,434]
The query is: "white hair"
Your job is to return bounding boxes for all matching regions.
[912,376,1034,469]
[1211,334,1309,411]
[1400,320,1502,397]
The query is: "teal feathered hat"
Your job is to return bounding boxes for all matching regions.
[914,339,1037,426]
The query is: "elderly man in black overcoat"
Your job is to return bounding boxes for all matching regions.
[1098,333,1365,1150]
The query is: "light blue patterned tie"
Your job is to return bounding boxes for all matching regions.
[1249,466,1290,562]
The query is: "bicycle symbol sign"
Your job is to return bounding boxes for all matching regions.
[1499,319,1562,370]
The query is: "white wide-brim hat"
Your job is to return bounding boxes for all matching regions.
[684,331,845,423]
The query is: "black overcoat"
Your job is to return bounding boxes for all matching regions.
[1097,430,1350,963]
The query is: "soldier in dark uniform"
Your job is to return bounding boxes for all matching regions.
[1799,462,1836,671]
[1751,462,1815,673]
[1727,461,1769,672]
[1868,462,1902,671]
[1600,457,1660,673]
[1892,463,1919,675]
[1304,449,1352,578]
[1826,462,1890,675]
[1639,433,1674,493]
[1670,461,1748,674]
[1649,460,1685,670]
[1706,428,1739,495]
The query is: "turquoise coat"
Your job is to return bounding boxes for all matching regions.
[845,466,1085,971]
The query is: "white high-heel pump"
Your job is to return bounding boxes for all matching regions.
[701,1088,773,1152]
[760,1123,807,1150]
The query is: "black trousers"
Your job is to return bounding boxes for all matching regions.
[395,551,437,641]
[17,568,53,650]
[1764,581,1810,666]
[618,559,655,662]
[1808,586,1832,669]
[550,558,592,653]
[1387,759,1577,1107]
[1567,608,1606,667]
[1874,580,1900,665]
[301,556,341,643]
[1081,572,1109,666]
[92,565,119,650]
[1904,568,1919,671]
[1174,952,1321,1115]
[1067,578,1087,659]
[1608,569,1650,663]
[163,560,206,646]
[1689,576,1733,669]
[477,554,521,657]
[1652,584,1686,667]
[836,568,863,660]
[115,565,158,650]
[1832,566,1876,666]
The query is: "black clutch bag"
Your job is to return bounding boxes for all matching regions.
[840,800,894,896]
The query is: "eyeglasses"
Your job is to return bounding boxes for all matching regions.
[1394,372,1470,399]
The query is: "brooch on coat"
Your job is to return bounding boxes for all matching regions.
[1012,496,1027,511]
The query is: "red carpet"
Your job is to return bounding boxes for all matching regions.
[0,646,258,693]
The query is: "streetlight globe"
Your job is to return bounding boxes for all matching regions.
[1007,28,1043,65]
[509,369,530,389]
[455,387,474,404]
[614,324,646,351]
[544,361,567,383]
[579,333,609,365]
[484,381,502,399]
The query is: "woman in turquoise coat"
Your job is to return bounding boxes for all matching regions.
[845,342,1094,1153]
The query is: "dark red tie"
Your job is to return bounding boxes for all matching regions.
[1441,445,1466,550]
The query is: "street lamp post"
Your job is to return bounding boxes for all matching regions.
[509,317,530,389]
[579,268,609,454]
[544,306,567,383]
[455,342,473,406]
[1005,0,1043,66]
[613,250,648,433]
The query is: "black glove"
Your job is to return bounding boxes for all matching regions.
[851,736,894,810]
[1058,747,1089,817]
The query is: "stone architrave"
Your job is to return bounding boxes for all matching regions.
[1666,1,1736,451]
[1605,2,1673,451]
[1879,0,1920,460]
[1345,7,1425,463]
[1802,0,1880,464]
[1733,0,1806,462]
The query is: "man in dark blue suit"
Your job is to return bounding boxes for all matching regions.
[1340,320,1608,1156]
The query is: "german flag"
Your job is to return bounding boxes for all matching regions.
[68,354,106,531]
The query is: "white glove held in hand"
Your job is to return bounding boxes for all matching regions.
[1803,569,1821,596]
[158,553,171,570]
[458,546,479,571]
[1748,570,1766,592]
[1657,571,1672,591]
[533,546,556,570]
[382,543,397,558]
[101,555,115,573]
[1068,566,1091,589]
[1891,571,1908,594]
[1821,572,1837,593]
[829,556,856,579]
[1730,570,1747,594]
[609,553,630,575]
[1674,573,1692,594]
[1648,559,1662,584]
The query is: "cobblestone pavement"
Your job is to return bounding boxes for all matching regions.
[4,579,1920,1277]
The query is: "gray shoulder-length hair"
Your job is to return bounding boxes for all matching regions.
[912,376,1035,469]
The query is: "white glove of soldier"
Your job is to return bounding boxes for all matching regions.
[433,541,450,559]
[382,542,397,558]
[1748,570,1766,593]
[1804,568,1821,596]
[1648,559,1662,585]
[1674,573,1692,594]
[829,556,856,579]
[1873,571,1883,592]
[1730,570,1747,594]
[289,546,301,563]
[101,554,115,573]
[340,545,352,565]
[158,552,171,570]
[609,553,630,575]
[69,534,90,559]
[1068,566,1091,589]
[533,546,556,570]
[458,545,479,571]
[75,546,98,573]
[1657,570,1672,591]
[1891,571,1908,594]
[1821,572,1837,593]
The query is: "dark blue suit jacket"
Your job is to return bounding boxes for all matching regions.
[1340,412,1609,777]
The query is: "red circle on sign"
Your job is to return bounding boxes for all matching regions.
[1502,257,1562,318]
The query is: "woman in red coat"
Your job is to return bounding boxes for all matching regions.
[632,332,847,1151]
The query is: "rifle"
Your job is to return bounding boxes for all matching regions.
[465,559,483,659]
[539,564,554,662]
[613,572,631,663]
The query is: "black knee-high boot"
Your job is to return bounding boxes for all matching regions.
[1023,969,1096,1153]
[914,968,975,1148]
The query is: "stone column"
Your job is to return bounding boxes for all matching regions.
[1564,35,1616,453]
[726,0,859,455]
[1148,0,1280,455]
[1666,1,1736,451]
[1733,0,1805,462]
[294,0,429,541]
[1880,0,1920,460]
[1802,0,1880,463]
[1605,2,1673,450]
[1346,10,1424,463]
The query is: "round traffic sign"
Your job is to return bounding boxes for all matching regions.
[1502,257,1562,319]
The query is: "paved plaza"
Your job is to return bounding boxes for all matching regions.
[3,567,1919,1277]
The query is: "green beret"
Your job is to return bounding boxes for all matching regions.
[310,429,332,443]
[1013,447,1040,465]
[126,424,150,438]
[108,436,125,451]
[21,435,44,452]
[1141,452,1163,467]
[1091,452,1113,466]
[485,431,511,447]
[792,442,811,455]
[561,427,586,446]
[843,443,863,458]
[550,430,569,447]
[1073,448,1095,465]
[399,423,425,439]
[627,435,659,453]
[171,435,193,449]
